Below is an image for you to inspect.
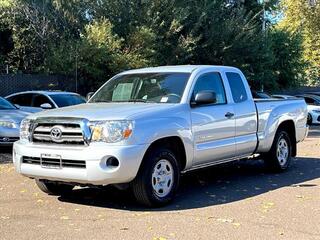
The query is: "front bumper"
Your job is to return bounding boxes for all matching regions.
[0,127,19,146]
[13,141,149,185]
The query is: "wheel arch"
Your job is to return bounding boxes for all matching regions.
[140,136,187,171]
[276,120,297,157]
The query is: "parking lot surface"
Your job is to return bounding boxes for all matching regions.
[0,127,320,240]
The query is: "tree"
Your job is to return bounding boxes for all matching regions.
[269,29,305,88]
[278,0,320,86]
[0,0,310,92]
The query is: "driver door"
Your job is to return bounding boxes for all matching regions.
[190,72,236,166]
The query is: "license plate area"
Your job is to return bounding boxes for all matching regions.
[40,154,62,169]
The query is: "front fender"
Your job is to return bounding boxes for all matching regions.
[129,117,194,169]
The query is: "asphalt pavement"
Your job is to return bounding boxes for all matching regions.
[0,127,319,240]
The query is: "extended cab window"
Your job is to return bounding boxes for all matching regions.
[192,72,226,104]
[226,72,248,103]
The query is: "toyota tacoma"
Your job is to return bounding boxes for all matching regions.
[13,65,308,207]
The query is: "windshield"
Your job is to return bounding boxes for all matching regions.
[50,94,86,107]
[89,72,190,104]
[0,97,16,110]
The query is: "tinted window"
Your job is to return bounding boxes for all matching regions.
[50,94,85,107]
[33,94,53,107]
[0,97,16,109]
[192,72,226,104]
[226,72,248,103]
[304,97,316,104]
[7,93,33,106]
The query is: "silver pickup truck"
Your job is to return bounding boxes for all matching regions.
[13,65,308,207]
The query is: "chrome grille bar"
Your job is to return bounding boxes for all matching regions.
[31,117,91,146]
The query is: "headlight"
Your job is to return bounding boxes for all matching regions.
[20,119,32,141]
[90,120,133,143]
[0,120,18,129]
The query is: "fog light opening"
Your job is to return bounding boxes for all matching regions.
[106,157,119,168]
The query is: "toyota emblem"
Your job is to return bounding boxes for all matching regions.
[50,127,62,142]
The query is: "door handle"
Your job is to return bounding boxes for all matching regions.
[225,112,234,118]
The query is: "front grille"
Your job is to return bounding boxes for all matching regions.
[32,123,85,145]
[0,137,19,143]
[22,156,86,169]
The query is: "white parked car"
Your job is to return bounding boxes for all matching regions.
[296,94,320,125]
[13,65,308,207]
[6,91,86,113]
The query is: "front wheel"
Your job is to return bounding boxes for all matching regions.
[264,130,292,171]
[35,179,74,196]
[132,148,180,207]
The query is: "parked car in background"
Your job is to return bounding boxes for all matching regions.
[295,94,320,125]
[6,91,86,113]
[306,92,320,97]
[272,94,297,100]
[0,97,30,146]
[252,91,272,99]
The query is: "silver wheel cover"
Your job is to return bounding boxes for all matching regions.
[277,138,289,166]
[151,159,174,198]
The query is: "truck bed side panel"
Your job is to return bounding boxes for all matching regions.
[255,99,308,153]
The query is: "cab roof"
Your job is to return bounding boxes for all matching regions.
[120,65,241,74]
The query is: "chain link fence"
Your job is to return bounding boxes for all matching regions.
[0,74,77,97]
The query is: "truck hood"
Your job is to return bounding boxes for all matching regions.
[28,103,178,121]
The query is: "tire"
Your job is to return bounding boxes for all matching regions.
[132,148,180,207]
[264,130,292,172]
[35,179,74,196]
[307,113,312,126]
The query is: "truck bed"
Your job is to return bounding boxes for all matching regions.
[254,98,308,153]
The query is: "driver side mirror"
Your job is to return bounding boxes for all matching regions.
[86,92,94,101]
[192,91,217,107]
[40,103,53,109]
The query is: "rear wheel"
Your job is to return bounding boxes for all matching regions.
[264,130,292,171]
[35,179,74,195]
[132,148,180,207]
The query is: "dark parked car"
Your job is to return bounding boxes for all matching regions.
[306,92,320,97]
[6,91,86,113]
[252,91,272,99]
[272,94,297,100]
